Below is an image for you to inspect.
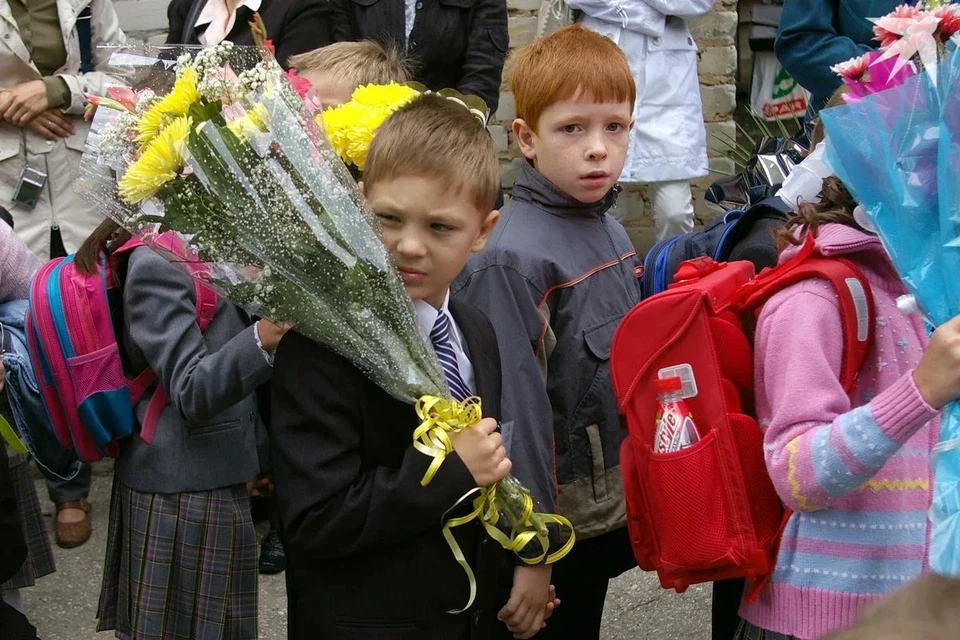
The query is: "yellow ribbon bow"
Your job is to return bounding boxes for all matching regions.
[414,395,576,613]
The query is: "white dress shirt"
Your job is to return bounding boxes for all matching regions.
[195,0,263,45]
[404,0,417,41]
[414,291,476,396]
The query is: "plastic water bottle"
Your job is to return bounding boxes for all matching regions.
[653,376,700,453]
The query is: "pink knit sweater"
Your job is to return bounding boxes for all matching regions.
[0,222,40,301]
[738,224,940,639]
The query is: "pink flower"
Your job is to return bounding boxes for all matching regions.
[106,86,137,111]
[872,3,924,48]
[934,3,960,38]
[832,53,873,79]
[286,69,313,99]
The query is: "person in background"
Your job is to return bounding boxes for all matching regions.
[567,0,711,239]
[0,216,47,637]
[166,0,333,67]
[0,0,127,550]
[775,0,910,115]
[289,40,410,112]
[329,0,507,114]
[453,25,641,640]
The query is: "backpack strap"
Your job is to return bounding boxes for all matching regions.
[76,6,94,73]
[737,234,874,393]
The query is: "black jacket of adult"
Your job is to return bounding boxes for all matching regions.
[271,299,511,639]
[330,0,507,112]
[166,0,333,68]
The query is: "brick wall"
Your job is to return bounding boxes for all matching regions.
[115,0,741,254]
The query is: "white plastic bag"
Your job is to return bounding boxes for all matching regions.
[750,51,810,121]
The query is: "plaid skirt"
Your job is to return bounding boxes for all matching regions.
[1,457,55,590]
[96,478,258,640]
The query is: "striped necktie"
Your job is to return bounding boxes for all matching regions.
[430,310,472,403]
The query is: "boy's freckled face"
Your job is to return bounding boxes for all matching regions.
[365,176,498,309]
[300,70,355,111]
[515,96,633,204]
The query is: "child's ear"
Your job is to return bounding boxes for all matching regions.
[628,117,636,133]
[471,209,500,252]
[513,118,537,161]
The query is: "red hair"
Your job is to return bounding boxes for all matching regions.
[507,25,636,133]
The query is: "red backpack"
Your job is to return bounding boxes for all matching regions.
[610,234,874,595]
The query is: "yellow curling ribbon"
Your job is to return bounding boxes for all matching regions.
[0,415,27,455]
[415,395,577,613]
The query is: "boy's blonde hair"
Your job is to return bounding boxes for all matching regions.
[288,41,411,87]
[364,94,500,211]
[825,575,960,640]
[507,24,636,133]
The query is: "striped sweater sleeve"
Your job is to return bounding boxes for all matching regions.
[754,286,938,512]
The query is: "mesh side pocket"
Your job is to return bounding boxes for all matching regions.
[67,344,134,442]
[68,344,129,402]
[646,431,738,572]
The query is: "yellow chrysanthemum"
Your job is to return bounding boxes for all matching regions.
[350,82,420,108]
[227,103,271,143]
[119,116,192,204]
[321,83,420,170]
[135,67,200,146]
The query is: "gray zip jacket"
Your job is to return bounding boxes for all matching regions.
[453,160,642,540]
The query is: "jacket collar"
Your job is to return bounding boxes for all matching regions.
[510,159,618,219]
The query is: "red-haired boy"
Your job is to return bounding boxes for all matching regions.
[453,24,642,640]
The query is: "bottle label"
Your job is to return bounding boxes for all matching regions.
[654,401,699,454]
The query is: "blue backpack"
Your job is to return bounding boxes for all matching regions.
[0,299,83,481]
[640,197,790,299]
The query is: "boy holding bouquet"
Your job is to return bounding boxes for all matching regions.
[453,25,642,640]
[271,95,554,639]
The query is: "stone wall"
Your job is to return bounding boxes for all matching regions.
[114,0,742,254]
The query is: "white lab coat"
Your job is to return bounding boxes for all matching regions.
[567,0,712,183]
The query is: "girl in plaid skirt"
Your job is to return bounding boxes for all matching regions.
[79,222,289,640]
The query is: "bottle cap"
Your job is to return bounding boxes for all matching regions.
[656,376,683,394]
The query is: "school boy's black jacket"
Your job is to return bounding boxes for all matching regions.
[329,0,507,112]
[271,299,510,639]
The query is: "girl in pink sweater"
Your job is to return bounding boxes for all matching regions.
[735,177,960,640]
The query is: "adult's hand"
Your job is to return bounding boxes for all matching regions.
[25,108,75,140]
[0,80,50,126]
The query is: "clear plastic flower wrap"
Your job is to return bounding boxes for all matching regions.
[77,43,574,606]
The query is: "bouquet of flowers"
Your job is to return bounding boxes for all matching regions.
[820,1,960,574]
[79,41,574,606]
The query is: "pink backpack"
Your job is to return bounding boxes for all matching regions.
[26,236,217,462]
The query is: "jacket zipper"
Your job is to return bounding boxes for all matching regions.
[598,215,634,305]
